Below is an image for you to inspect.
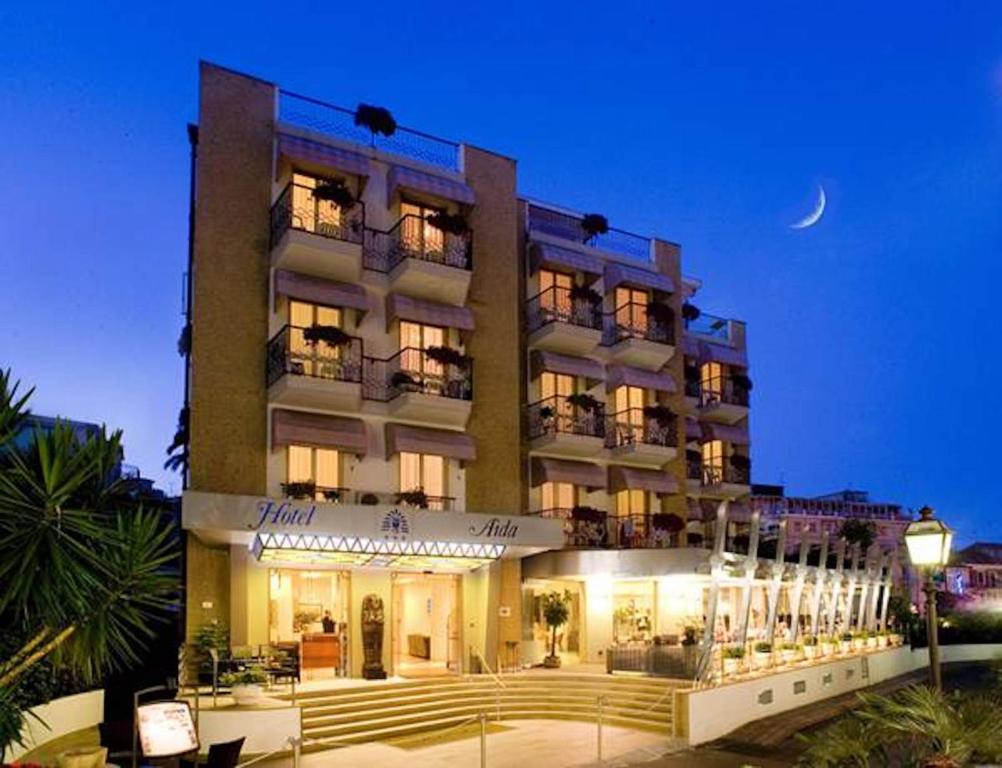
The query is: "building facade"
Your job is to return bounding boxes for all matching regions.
[944,542,1002,609]
[184,62,882,685]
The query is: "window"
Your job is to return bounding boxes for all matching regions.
[400,201,444,257]
[615,287,649,334]
[292,173,344,236]
[615,489,649,517]
[700,362,724,403]
[289,301,343,376]
[613,386,645,419]
[540,372,576,423]
[400,321,446,376]
[287,445,340,499]
[702,440,725,483]
[399,452,446,507]
[539,269,573,314]
[541,482,576,512]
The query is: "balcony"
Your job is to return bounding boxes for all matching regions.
[700,461,751,499]
[526,286,603,356]
[266,325,363,411]
[269,182,365,282]
[684,312,731,343]
[525,202,651,261]
[363,347,473,427]
[529,509,683,549]
[686,454,703,492]
[603,303,675,371]
[279,484,455,511]
[605,409,678,466]
[527,395,605,457]
[364,215,472,305]
[698,376,750,425]
[684,377,701,411]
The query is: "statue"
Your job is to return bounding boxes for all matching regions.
[361,594,387,679]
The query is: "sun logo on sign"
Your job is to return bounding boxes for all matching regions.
[380,509,410,541]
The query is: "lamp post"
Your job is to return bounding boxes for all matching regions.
[903,505,953,691]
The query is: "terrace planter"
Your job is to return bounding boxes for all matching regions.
[753,652,772,668]
[866,636,877,649]
[232,683,264,706]
[723,658,741,675]
[840,640,852,653]
[780,648,799,664]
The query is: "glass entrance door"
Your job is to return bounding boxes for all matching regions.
[391,573,461,677]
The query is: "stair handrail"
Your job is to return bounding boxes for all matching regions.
[473,649,507,688]
[643,683,675,712]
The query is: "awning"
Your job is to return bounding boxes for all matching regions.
[277,133,371,177]
[386,293,475,331]
[531,457,605,490]
[385,423,476,461]
[529,242,604,277]
[274,270,371,314]
[682,335,701,359]
[604,262,674,294]
[387,165,475,206]
[271,409,368,455]
[605,365,676,394]
[700,422,750,445]
[697,340,748,369]
[530,350,604,384]
[608,465,679,495]
[685,418,702,441]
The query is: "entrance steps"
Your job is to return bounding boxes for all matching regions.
[280,672,676,749]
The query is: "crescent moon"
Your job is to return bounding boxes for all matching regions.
[790,185,826,229]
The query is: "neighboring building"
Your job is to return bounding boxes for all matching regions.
[944,543,1002,609]
[181,62,769,681]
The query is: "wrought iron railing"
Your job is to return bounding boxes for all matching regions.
[362,347,472,402]
[280,483,351,503]
[266,325,364,387]
[606,643,700,679]
[526,285,603,334]
[684,378,701,399]
[363,214,472,272]
[605,409,677,449]
[702,461,751,486]
[527,395,605,440]
[525,203,651,261]
[603,302,674,346]
[354,489,455,511]
[278,91,461,171]
[699,376,750,408]
[685,312,731,341]
[608,514,681,549]
[269,182,365,249]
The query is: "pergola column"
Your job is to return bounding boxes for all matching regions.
[856,544,875,631]
[867,551,888,632]
[878,551,898,632]
[735,509,762,647]
[764,519,787,644]
[788,536,812,643]
[826,539,846,636]
[695,501,730,684]
[844,543,862,631]
[809,532,830,638]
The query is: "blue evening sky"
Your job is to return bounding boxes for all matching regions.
[2,2,1000,543]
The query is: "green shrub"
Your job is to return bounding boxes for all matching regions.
[722,645,746,659]
[754,641,772,653]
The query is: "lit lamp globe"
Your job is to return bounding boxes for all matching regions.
[904,506,953,568]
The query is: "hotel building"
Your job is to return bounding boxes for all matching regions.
[182,61,835,685]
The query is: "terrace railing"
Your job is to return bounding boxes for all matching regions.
[364,214,471,273]
[279,90,461,171]
[362,347,472,402]
[702,461,751,486]
[526,203,651,261]
[526,285,603,334]
[699,376,750,408]
[269,182,365,248]
[266,325,364,387]
[605,409,678,449]
[603,302,674,346]
[685,312,731,341]
[527,395,605,440]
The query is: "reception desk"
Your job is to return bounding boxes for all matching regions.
[301,634,340,671]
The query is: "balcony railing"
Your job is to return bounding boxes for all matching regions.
[269,182,365,249]
[699,376,750,408]
[525,203,651,261]
[603,302,674,346]
[605,409,677,449]
[266,325,364,387]
[278,90,461,171]
[702,461,751,486]
[684,378,701,399]
[280,483,351,503]
[526,286,603,334]
[685,312,731,341]
[280,485,454,510]
[527,395,605,440]
[686,457,703,481]
[364,214,472,273]
[362,347,472,402]
[528,509,681,549]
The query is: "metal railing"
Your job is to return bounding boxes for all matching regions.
[605,409,677,449]
[684,377,701,399]
[603,302,674,346]
[528,509,680,550]
[364,214,472,272]
[525,285,603,333]
[280,483,351,503]
[525,203,651,261]
[685,311,731,341]
[686,457,703,481]
[266,325,364,387]
[279,90,461,171]
[362,347,473,402]
[527,395,605,440]
[269,182,365,249]
[702,461,751,486]
[699,375,750,408]
[606,643,699,679]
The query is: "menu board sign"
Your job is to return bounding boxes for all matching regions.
[137,701,199,758]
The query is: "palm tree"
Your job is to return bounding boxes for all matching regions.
[0,370,178,758]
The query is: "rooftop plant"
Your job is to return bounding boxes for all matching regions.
[580,213,609,242]
[354,103,397,140]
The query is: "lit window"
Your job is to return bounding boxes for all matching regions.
[541,482,576,512]
[401,201,444,256]
[399,452,446,504]
[287,445,339,499]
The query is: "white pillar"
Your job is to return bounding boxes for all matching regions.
[809,532,830,638]
[788,537,811,643]
[826,539,846,636]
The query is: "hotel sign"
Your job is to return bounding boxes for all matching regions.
[182,491,564,551]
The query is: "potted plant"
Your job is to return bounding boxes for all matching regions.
[396,489,429,508]
[360,492,379,505]
[425,210,469,235]
[281,480,316,500]
[312,178,355,208]
[651,513,684,534]
[875,629,888,648]
[731,372,753,392]
[354,103,397,142]
[682,302,701,323]
[220,666,269,706]
[753,641,773,667]
[721,645,745,675]
[322,488,341,503]
[729,454,751,470]
[538,404,556,421]
[565,392,601,413]
[642,403,674,427]
[293,610,319,633]
[681,622,700,647]
[570,505,606,523]
[541,591,571,668]
[645,300,674,327]
[569,283,602,306]
[780,642,801,663]
[840,631,854,653]
[302,324,353,349]
[580,213,609,243]
[424,345,470,369]
[802,635,819,660]
[194,620,229,681]
[391,371,422,391]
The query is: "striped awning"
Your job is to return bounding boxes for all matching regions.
[531,457,605,490]
[605,365,676,394]
[274,270,371,314]
[607,465,679,495]
[530,350,605,384]
[700,422,750,445]
[386,293,475,331]
[604,262,674,294]
[529,242,604,277]
[277,133,371,177]
[271,409,368,455]
[387,165,475,206]
[384,423,476,462]
[698,340,748,369]
[685,418,702,441]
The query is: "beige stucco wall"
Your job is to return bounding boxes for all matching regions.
[185,535,231,643]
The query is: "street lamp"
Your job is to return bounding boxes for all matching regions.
[904,505,953,691]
